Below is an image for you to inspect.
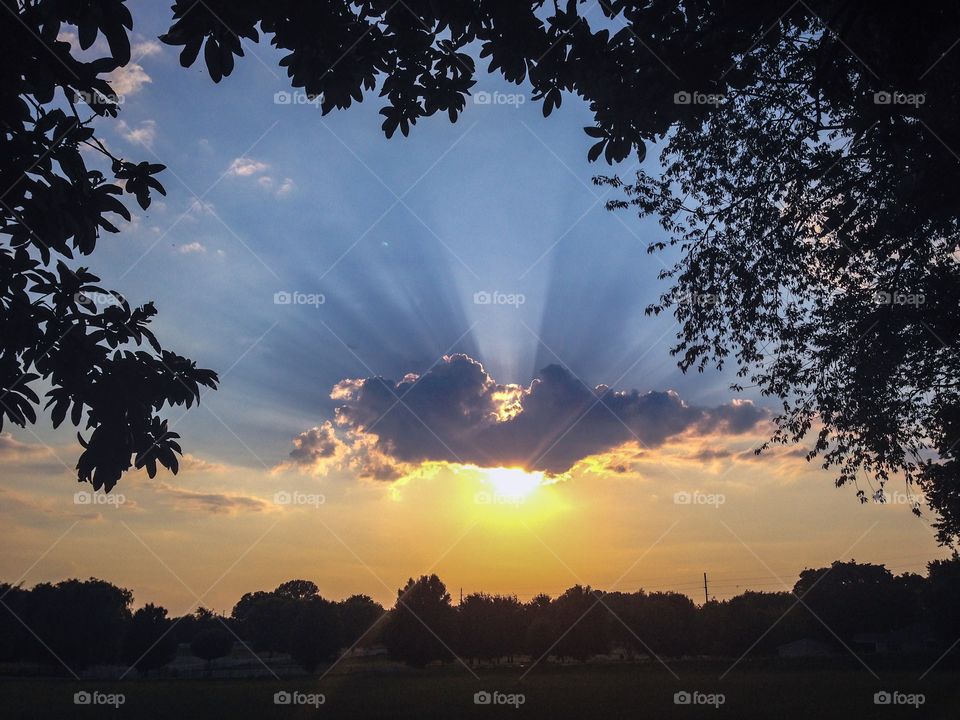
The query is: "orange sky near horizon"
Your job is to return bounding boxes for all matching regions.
[0,425,949,616]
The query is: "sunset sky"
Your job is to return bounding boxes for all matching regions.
[0,0,948,615]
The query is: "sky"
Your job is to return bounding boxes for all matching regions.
[0,1,949,614]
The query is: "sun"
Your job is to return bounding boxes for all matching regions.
[481,466,545,502]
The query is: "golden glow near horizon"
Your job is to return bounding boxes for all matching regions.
[0,433,951,613]
[479,466,545,502]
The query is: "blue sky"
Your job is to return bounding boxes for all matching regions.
[66,0,732,472]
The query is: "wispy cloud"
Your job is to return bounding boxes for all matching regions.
[177,241,207,254]
[227,157,269,177]
[117,119,157,148]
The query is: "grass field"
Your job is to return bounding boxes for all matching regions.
[1,661,955,719]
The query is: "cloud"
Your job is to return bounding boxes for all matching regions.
[281,421,405,481]
[227,157,269,177]
[106,63,151,95]
[177,241,206,254]
[117,119,156,148]
[132,40,163,58]
[287,354,772,478]
[154,482,272,515]
[290,424,339,463]
[178,453,227,473]
[0,432,50,460]
[256,175,295,197]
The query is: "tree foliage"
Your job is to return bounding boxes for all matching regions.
[382,574,457,667]
[189,627,234,665]
[3,0,217,493]
[123,603,178,676]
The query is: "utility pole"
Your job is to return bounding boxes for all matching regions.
[703,572,709,604]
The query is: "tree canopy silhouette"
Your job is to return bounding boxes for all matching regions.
[2,0,217,494]
[159,0,960,543]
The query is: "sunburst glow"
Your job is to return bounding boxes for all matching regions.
[480,466,545,501]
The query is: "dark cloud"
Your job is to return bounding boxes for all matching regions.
[291,354,771,477]
[289,424,339,463]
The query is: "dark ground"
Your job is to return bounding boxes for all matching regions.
[1,659,955,719]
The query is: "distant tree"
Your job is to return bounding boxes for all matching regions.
[173,606,220,645]
[231,590,275,651]
[274,580,319,602]
[337,594,385,648]
[458,593,525,664]
[123,604,178,676]
[699,592,807,657]
[0,583,29,662]
[925,557,960,647]
[231,581,332,656]
[190,628,233,671]
[287,597,343,672]
[794,561,918,644]
[26,578,132,670]
[383,575,457,667]
[551,585,608,662]
[523,594,555,660]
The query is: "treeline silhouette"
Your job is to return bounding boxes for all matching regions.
[2,559,959,675]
